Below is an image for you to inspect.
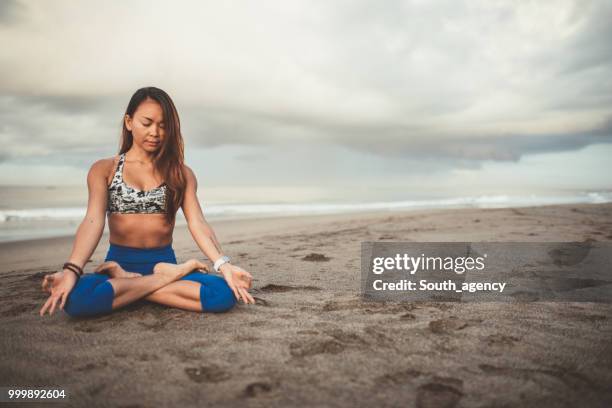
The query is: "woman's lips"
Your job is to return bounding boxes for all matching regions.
[147,141,159,146]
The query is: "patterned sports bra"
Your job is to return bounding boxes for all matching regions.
[107,153,167,214]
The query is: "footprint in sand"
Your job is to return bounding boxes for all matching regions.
[296,330,319,335]
[185,365,231,383]
[76,361,108,371]
[252,296,270,307]
[416,381,463,408]
[301,253,331,262]
[547,242,592,266]
[258,284,321,293]
[376,369,423,385]
[485,334,519,346]
[139,319,170,331]
[363,326,395,346]
[289,339,345,357]
[428,317,468,334]
[323,328,367,346]
[478,364,602,392]
[322,298,417,314]
[243,382,275,398]
[376,371,464,408]
[137,353,158,362]
[74,323,104,333]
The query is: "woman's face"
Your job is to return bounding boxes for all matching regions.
[125,98,165,152]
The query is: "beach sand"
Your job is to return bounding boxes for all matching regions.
[1,203,611,407]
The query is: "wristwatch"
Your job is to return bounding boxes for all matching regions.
[213,255,231,273]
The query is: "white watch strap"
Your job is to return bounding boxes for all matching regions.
[214,256,230,273]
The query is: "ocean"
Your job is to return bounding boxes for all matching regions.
[1,185,611,243]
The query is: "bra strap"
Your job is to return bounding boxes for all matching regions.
[109,153,126,188]
[116,153,126,181]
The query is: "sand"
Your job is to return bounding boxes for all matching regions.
[1,203,611,407]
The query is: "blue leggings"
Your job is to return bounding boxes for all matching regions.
[64,243,236,317]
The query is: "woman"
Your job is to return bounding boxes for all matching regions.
[39,87,255,317]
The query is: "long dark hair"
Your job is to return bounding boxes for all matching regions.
[119,87,186,224]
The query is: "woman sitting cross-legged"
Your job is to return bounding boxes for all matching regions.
[39,86,255,318]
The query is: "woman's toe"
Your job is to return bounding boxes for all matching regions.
[94,263,105,272]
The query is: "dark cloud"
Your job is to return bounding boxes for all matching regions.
[357,130,611,162]
[0,93,124,162]
[1,0,611,172]
[2,87,611,169]
[180,103,612,163]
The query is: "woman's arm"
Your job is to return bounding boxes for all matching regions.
[39,159,110,316]
[181,165,254,304]
[182,171,224,261]
[66,159,110,269]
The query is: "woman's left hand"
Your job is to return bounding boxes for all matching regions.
[219,264,255,304]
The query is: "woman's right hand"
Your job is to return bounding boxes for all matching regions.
[39,269,78,316]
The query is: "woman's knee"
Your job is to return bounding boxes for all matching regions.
[63,298,90,317]
[64,280,115,317]
[64,294,95,317]
[200,277,237,313]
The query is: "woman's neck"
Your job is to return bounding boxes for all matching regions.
[126,147,156,164]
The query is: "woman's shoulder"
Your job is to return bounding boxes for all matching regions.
[91,156,120,171]
[182,163,194,174]
[182,163,197,179]
[88,156,121,183]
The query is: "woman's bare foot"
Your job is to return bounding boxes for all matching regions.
[95,261,142,279]
[153,259,209,282]
[190,259,210,273]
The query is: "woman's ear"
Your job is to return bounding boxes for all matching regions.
[124,114,133,131]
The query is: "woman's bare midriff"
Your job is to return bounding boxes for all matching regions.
[105,155,174,249]
[107,213,175,249]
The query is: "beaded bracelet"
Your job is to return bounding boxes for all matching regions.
[62,262,83,278]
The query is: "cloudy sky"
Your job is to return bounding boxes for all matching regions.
[1,0,610,201]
